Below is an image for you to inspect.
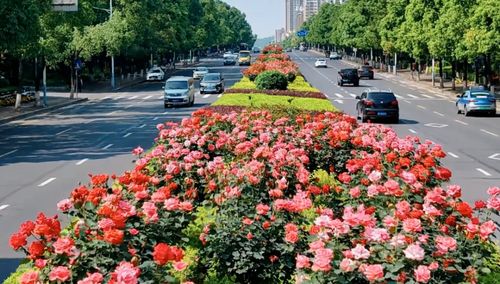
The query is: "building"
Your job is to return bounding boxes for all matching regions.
[275,28,286,43]
[285,0,303,34]
[302,0,345,22]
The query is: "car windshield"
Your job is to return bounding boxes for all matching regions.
[367,92,396,100]
[239,51,250,58]
[165,81,188,89]
[203,74,220,81]
[195,67,208,72]
[470,92,491,98]
[149,69,161,73]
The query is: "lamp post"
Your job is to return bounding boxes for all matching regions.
[93,0,114,89]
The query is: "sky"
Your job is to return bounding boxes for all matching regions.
[222,0,285,39]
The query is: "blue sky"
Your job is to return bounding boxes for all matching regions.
[222,0,285,38]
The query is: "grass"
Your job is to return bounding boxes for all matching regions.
[212,93,336,112]
[230,75,320,92]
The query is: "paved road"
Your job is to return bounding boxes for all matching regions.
[0,59,244,280]
[291,50,499,203]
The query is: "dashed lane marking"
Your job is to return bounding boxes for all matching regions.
[153,117,159,121]
[102,144,113,150]
[395,94,403,99]
[447,152,459,158]
[409,129,417,134]
[138,124,146,129]
[454,119,468,125]
[128,95,138,100]
[433,111,445,117]
[407,94,418,99]
[114,96,124,100]
[55,128,71,136]
[102,96,111,100]
[476,168,492,177]
[404,100,412,104]
[0,204,9,211]
[417,105,427,110]
[143,95,152,100]
[158,95,163,99]
[123,133,132,138]
[480,129,499,137]
[349,93,356,98]
[421,94,433,99]
[76,158,88,165]
[202,94,210,99]
[334,99,344,104]
[0,149,18,158]
[38,177,56,187]
[335,93,344,98]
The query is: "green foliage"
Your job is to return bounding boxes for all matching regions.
[3,261,32,284]
[182,204,217,247]
[213,93,336,112]
[311,169,339,188]
[287,76,319,92]
[231,77,257,90]
[255,71,288,90]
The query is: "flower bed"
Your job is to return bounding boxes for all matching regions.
[7,108,500,284]
[224,89,327,100]
[231,76,319,93]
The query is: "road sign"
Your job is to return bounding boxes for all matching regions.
[74,59,83,70]
[296,30,308,37]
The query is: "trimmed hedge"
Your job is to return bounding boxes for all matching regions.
[255,71,288,90]
[224,88,327,100]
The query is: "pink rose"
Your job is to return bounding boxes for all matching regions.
[360,264,384,282]
[308,240,325,252]
[403,243,425,261]
[52,237,75,255]
[368,170,382,182]
[403,218,422,233]
[414,265,431,283]
[20,271,39,284]
[296,254,311,269]
[173,261,188,271]
[49,266,71,282]
[349,186,361,198]
[57,199,73,212]
[351,244,370,260]
[435,236,457,255]
[77,272,103,284]
[164,198,180,211]
[141,202,159,223]
[311,248,333,272]
[479,220,496,239]
[383,215,398,228]
[132,146,143,155]
[98,218,115,231]
[429,262,439,271]
[111,261,140,284]
[256,203,270,215]
[339,258,356,272]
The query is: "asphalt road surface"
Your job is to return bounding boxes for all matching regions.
[292,50,499,203]
[0,59,244,280]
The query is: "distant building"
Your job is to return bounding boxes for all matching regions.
[275,28,286,43]
[285,0,303,34]
[302,0,345,22]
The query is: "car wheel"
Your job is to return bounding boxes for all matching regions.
[340,82,343,86]
[361,111,367,123]
[164,103,169,108]
[354,83,359,87]
[456,105,461,114]
[490,111,496,117]
[370,76,374,80]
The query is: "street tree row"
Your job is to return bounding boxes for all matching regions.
[292,0,499,88]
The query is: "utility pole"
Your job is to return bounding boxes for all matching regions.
[110,0,115,90]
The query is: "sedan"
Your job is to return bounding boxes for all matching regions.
[356,91,399,123]
[200,73,224,94]
[456,89,497,116]
[315,59,327,68]
[358,65,374,79]
[329,52,342,60]
[193,67,209,79]
[146,67,165,81]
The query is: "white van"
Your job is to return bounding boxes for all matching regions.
[163,76,195,108]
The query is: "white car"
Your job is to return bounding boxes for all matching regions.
[146,68,165,81]
[315,59,327,68]
[193,67,209,79]
[329,52,342,60]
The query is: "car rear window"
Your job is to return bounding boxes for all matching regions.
[470,92,491,98]
[367,92,396,100]
[341,69,357,75]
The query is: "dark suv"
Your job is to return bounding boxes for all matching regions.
[358,65,374,79]
[356,90,399,123]
[337,68,359,86]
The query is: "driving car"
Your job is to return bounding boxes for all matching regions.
[456,87,497,116]
[329,52,342,60]
[200,73,224,94]
[356,89,399,123]
[238,50,251,66]
[315,58,328,68]
[193,67,209,79]
[146,67,165,81]
[358,65,374,79]
[337,68,359,86]
[163,76,195,108]
[223,54,237,66]
[285,48,293,52]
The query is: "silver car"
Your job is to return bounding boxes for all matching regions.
[193,67,209,79]
[200,73,224,94]
[163,76,195,108]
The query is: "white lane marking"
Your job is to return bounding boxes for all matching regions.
[476,168,492,176]
[123,133,132,138]
[143,95,152,100]
[76,158,89,165]
[162,111,168,114]
[38,177,56,187]
[107,110,117,116]
[102,144,113,150]
[0,149,18,158]
[55,128,71,136]
[404,100,412,104]
[349,93,356,98]
[153,117,159,121]
[447,152,459,158]
[102,96,111,100]
[409,129,417,134]
[488,153,500,160]
[417,105,427,110]
[158,95,164,99]
[334,99,344,104]
[125,104,133,109]
[480,129,499,137]
[454,119,468,125]
[203,94,210,99]
[324,94,331,98]
[114,96,124,100]
[421,94,433,99]
[407,94,418,99]
[0,204,9,211]
[217,94,223,98]
[335,93,344,98]
[138,124,146,129]
[128,95,138,100]
[433,111,445,117]
[395,94,403,99]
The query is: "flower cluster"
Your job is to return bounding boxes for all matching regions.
[243,44,298,80]
[10,108,499,283]
[262,44,283,54]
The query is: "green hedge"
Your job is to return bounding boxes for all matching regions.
[231,75,320,93]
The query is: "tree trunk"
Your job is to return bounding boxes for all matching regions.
[14,58,23,110]
[463,58,468,89]
[474,57,480,85]
[34,57,41,107]
[451,60,456,90]
[416,59,421,81]
[70,64,75,99]
[484,53,492,88]
[439,59,444,89]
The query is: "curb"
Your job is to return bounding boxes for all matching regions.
[0,97,89,125]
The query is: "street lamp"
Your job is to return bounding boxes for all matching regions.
[93,0,115,90]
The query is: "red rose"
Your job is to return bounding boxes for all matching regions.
[456,202,473,218]
[103,229,124,245]
[153,243,184,265]
[9,233,27,250]
[19,221,35,236]
[28,241,45,259]
[445,215,456,226]
[474,200,486,209]
[435,167,452,180]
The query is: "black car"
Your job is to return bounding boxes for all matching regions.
[337,69,359,86]
[356,90,399,123]
[358,65,374,79]
[200,73,224,94]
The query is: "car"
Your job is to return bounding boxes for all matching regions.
[356,89,399,123]
[314,58,327,68]
[456,87,497,116]
[146,67,165,81]
[337,68,360,86]
[252,47,260,53]
[223,54,237,66]
[358,65,374,79]
[193,67,209,79]
[163,76,195,108]
[200,73,224,94]
[285,48,293,52]
[238,50,251,66]
[329,52,342,60]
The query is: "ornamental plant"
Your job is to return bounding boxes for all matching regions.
[9,109,499,284]
[255,71,288,90]
[262,44,283,54]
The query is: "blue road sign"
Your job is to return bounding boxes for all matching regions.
[296,30,309,37]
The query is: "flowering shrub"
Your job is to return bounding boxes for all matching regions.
[9,108,499,283]
[225,88,327,100]
[262,44,283,54]
[243,44,298,81]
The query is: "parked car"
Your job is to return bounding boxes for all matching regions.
[358,65,374,79]
[238,50,251,66]
[193,67,209,79]
[200,73,224,94]
[329,52,342,60]
[163,76,195,108]
[456,87,496,116]
[315,58,327,68]
[146,67,165,81]
[337,68,359,86]
[356,89,399,123]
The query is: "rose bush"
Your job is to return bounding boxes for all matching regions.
[9,108,499,283]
